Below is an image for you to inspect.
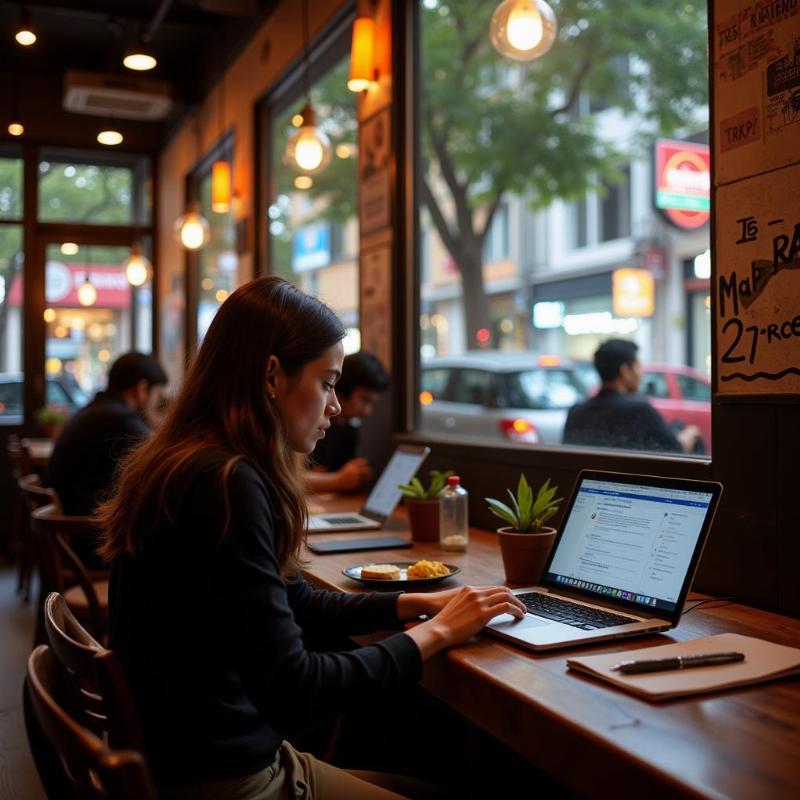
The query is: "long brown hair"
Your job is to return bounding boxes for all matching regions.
[96,277,345,574]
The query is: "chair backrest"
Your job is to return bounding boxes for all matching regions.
[7,433,33,477]
[30,504,105,639]
[17,473,56,514]
[44,592,145,751]
[25,644,157,800]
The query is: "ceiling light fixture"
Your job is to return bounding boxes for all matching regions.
[77,275,97,307]
[8,122,24,136]
[15,10,36,46]
[211,72,231,213]
[284,0,331,176]
[347,16,375,92]
[174,200,210,250]
[60,242,79,256]
[123,242,152,287]
[97,129,123,146]
[123,39,157,71]
[490,0,558,61]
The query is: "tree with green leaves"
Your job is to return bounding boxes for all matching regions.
[419,0,708,348]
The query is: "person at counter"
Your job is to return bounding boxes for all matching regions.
[48,351,168,518]
[97,277,525,799]
[563,339,700,453]
[306,350,389,494]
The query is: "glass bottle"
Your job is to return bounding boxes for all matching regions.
[439,475,468,551]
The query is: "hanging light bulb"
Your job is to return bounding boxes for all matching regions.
[15,11,36,46]
[77,276,97,307]
[8,122,24,136]
[348,16,375,92]
[123,242,152,287]
[174,201,210,250]
[489,0,558,62]
[123,39,157,71]
[97,129,123,146]
[284,105,332,175]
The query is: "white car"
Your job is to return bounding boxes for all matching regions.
[418,352,588,445]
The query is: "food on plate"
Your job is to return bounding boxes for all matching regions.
[360,564,401,580]
[407,560,449,579]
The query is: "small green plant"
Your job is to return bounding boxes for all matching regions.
[485,474,562,533]
[398,470,454,501]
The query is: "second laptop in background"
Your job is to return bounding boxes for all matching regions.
[306,444,430,532]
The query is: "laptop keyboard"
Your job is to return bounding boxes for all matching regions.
[518,592,638,630]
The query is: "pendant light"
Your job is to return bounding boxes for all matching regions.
[123,32,157,71]
[15,8,36,46]
[490,0,558,62]
[284,0,332,176]
[123,242,152,287]
[348,16,375,92]
[77,274,97,307]
[174,200,210,250]
[211,72,231,213]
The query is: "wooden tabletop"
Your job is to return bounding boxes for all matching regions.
[302,496,800,800]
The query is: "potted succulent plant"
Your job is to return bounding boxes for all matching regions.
[398,470,454,542]
[35,405,70,439]
[486,474,563,584]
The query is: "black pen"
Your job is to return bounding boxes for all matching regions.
[611,651,745,674]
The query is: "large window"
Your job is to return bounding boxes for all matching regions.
[416,0,710,456]
[267,40,359,351]
[0,154,24,424]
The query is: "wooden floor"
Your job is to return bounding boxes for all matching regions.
[0,562,45,800]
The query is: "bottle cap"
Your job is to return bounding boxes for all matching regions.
[447,475,460,486]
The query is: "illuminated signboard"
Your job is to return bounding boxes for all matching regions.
[654,138,710,229]
[612,268,654,318]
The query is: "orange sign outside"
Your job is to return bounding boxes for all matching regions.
[613,268,655,318]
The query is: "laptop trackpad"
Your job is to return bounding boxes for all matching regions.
[488,613,550,629]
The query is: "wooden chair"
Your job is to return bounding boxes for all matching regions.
[25,644,157,800]
[15,472,57,602]
[30,504,108,644]
[44,592,144,752]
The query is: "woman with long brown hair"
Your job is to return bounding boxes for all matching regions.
[98,277,525,799]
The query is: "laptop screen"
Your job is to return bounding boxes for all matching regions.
[362,447,428,519]
[544,476,715,614]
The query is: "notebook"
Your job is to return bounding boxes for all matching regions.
[485,470,723,651]
[306,445,430,532]
[566,633,800,700]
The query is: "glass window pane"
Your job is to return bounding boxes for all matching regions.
[268,53,359,350]
[0,225,24,424]
[416,0,710,457]
[44,243,151,411]
[38,156,150,225]
[676,373,710,401]
[196,165,238,342]
[0,157,23,219]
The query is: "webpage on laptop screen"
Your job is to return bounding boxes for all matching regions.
[545,480,713,613]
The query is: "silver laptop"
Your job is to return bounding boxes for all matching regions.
[486,470,723,651]
[306,445,430,532]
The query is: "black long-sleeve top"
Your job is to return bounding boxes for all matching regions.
[109,453,422,783]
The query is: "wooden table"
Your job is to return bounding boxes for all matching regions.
[302,499,800,799]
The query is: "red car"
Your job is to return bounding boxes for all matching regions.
[639,365,712,453]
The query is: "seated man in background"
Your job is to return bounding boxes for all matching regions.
[306,350,389,493]
[49,351,168,518]
[563,339,700,453]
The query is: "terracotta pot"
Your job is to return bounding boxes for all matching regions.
[405,498,440,542]
[496,526,557,584]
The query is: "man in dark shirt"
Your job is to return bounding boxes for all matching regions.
[49,351,168,517]
[563,339,700,453]
[307,351,389,493]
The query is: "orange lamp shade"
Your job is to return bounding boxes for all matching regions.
[211,160,231,213]
[348,16,375,92]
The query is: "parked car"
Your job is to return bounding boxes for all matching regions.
[0,372,88,426]
[574,362,712,452]
[418,352,588,445]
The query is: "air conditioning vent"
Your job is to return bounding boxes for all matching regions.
[63,70,172,121]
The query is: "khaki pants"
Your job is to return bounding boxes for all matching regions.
[158,740,445,800]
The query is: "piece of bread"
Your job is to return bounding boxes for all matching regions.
[407,560,449,579]
[361,564,401,580]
